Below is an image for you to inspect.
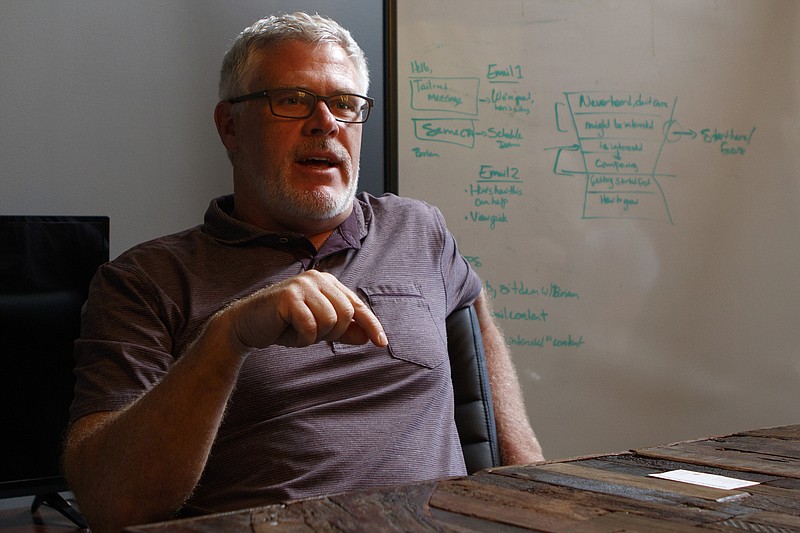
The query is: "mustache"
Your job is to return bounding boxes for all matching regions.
[291,139,350,163]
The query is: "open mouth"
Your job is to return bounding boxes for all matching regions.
[299,156,338,168]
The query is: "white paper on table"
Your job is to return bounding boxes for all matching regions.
[648,469,760,490]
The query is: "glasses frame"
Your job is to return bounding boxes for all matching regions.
[228,87,374,124]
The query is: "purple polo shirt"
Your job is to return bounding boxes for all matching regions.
[71,192,482,513]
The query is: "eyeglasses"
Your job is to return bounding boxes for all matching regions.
[228,87,374,124]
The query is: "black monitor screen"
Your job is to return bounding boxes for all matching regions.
[0,215,109,499]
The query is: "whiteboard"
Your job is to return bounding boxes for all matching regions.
[391,0,800,459]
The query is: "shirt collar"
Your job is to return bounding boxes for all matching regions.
[202,194,366,260]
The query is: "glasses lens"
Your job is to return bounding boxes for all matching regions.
[328,94,370,123]
[268,89,371,123]
[269,89,315,118]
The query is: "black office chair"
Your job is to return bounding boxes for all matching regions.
[446,304,501,474]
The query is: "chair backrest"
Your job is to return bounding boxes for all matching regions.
[446,304,501,474]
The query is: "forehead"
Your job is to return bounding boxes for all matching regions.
[245,40,364,93]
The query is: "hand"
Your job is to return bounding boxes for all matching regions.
[226,270,387,352]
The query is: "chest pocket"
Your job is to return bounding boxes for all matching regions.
[360,284,448,369]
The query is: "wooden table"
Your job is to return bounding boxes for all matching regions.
[123,425,800,532]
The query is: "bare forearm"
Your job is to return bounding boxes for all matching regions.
[63,272,387,532]
[474,291,544,464]
[64,314,245,532]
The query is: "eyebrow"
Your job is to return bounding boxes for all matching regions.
[272,85,366,96]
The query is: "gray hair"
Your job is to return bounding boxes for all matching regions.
[218,12,370,102]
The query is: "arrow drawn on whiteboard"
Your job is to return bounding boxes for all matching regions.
[664,119,698,143]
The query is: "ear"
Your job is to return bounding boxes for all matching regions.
[214,101,238,154]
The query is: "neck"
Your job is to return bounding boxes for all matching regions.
[306,229,335,250]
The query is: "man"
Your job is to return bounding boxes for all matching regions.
[63,12,543,533]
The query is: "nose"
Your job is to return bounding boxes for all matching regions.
[302,100,340,137]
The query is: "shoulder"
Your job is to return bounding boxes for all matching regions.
[115,226,203,268]
[358,191,437,210]
[96,225,206,290]
[356,192,447,229]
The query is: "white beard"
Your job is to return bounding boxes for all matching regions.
[243,140,359,222]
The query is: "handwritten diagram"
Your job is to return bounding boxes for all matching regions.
[407,61,533,233]
[408,63,532,150]
[406,64,757,227]
[403,61,758,352]
[553,92,677,223]
[551,91,758,223]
